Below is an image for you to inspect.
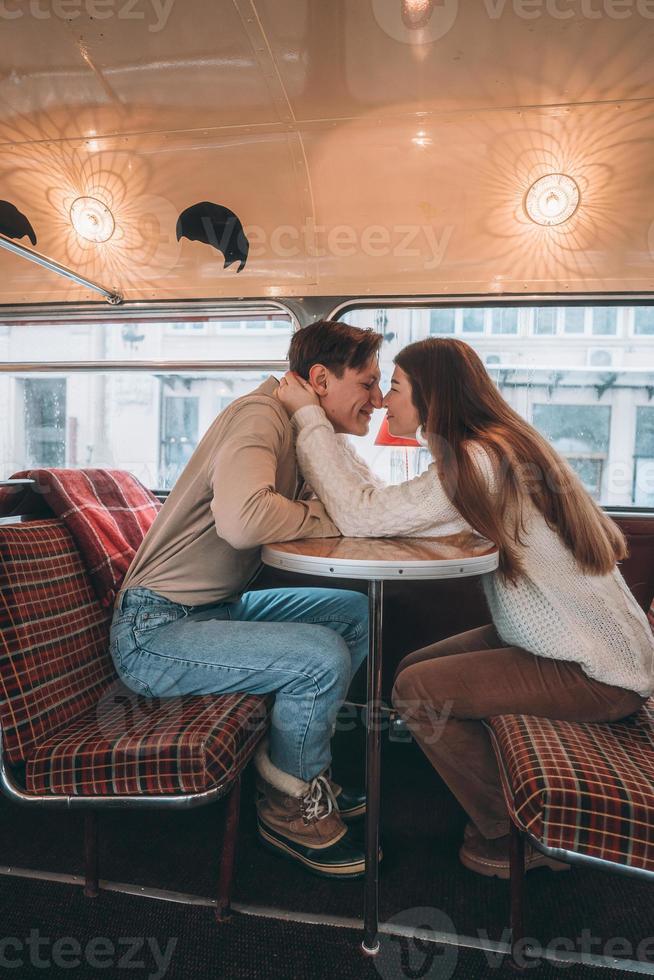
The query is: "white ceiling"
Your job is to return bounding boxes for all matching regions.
[1,0,653,303]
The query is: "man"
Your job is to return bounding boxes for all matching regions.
[110,319,383,878]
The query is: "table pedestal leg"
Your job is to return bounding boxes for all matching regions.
[362,578,383,955]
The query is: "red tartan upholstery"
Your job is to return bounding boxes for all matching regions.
[0,517,269,795]
[1,469,161,607]
[26,685,269,795]
[0,520,115,765]
[488,702,654,872]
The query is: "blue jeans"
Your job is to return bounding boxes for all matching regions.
[110,586,368,781]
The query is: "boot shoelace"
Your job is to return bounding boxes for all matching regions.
[301,774,338,823]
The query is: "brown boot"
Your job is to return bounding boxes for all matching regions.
[459,824,569,879]
[254,741,366,878]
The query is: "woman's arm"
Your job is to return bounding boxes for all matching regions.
[292,405,470,538]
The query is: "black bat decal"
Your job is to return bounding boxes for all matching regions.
[176,202,248,272]
[0,200,37,245]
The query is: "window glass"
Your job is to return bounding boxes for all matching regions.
[563,308,585,333]
[591,308,618,335]
[531,404,610,498]
[634,407,654,504]
[1,315,293,362]
[24,378,66,467]
[462,309,485,333]
[634,308,654,336]
[533,308,556,335]
[0,311,291,490]
[491,309,518,334]
[429,309,456,334]
[340,304,653,506]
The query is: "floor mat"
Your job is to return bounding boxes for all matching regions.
[0,877,639,979]
[1,722,653,974]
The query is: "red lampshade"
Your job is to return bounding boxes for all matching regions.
[374,416,419,447]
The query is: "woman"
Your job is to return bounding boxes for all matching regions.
[277,337,654,878]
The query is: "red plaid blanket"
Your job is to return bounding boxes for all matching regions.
[0,469,161,607]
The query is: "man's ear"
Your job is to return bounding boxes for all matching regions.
[307,363,329,396]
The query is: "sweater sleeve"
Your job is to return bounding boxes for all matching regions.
[209,401,339,550]
[292,405,471,538]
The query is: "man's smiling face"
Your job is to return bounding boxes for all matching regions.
[309,355,383,436]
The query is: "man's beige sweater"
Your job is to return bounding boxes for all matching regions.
[120,378,338,606]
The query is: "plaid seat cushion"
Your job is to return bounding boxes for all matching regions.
[488,700,654,872]
[0,520,115,766]
[26,684,271,795]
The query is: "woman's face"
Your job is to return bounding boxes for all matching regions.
[382,365,422,439]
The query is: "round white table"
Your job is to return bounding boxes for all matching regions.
[262,533,499,954]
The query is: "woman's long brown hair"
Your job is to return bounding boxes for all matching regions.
[394,337,627,583]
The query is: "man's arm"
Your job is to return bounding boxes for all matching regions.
[209,401,339,549]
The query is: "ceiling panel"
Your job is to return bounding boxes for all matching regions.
[259,0,654,119]
[0,0,281,141]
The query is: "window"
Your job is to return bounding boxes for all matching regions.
[491,309,518,334]
[634,308,654,336]
[0,308,292,489]
[24,378,66,467]
[591,308,618,336]
[532,308,556,335]
[340,302,654,504]
[634,407,654,505]
[167,322,208,334]
[588,349,613,367]
[563,308,585,334]
[429,309,455,334]
[462,309,485,333]
[161,396,199,487]
[532,404,610,499]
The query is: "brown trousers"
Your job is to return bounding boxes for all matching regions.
[391,624,646,839]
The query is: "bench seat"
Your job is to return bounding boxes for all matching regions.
[26,687,269,796]
[488,704,654,872]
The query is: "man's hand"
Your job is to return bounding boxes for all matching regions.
[277,371,320,415]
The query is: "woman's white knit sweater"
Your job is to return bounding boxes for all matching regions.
[292,405,654,697]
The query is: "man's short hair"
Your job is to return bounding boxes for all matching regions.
[287,319,383,380]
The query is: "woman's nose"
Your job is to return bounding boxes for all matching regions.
[381,391,391,409]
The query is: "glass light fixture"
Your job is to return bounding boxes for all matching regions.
[402,0,434,29]
[524,174,580,226]
[412,129,432,147]
[69,196,115,243]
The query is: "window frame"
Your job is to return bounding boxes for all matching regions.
[330,294,654,514]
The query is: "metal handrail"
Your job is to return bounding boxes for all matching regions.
[0,234,122,306]
[0,361,289,373]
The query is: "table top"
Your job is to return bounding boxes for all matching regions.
[0,479,35,487]
[262,533,499,581]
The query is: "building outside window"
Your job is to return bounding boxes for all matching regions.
[634,308,654,336]
[429,309,456,334]
[161,395,199,487]
[533,308,557,335]
[491,308,518,334]
[23,378,66,467]
[634,406,654,505]
[462,309,485,333]
[563,307,585,333]
[591,307,618,335]
[531,404,610,499]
